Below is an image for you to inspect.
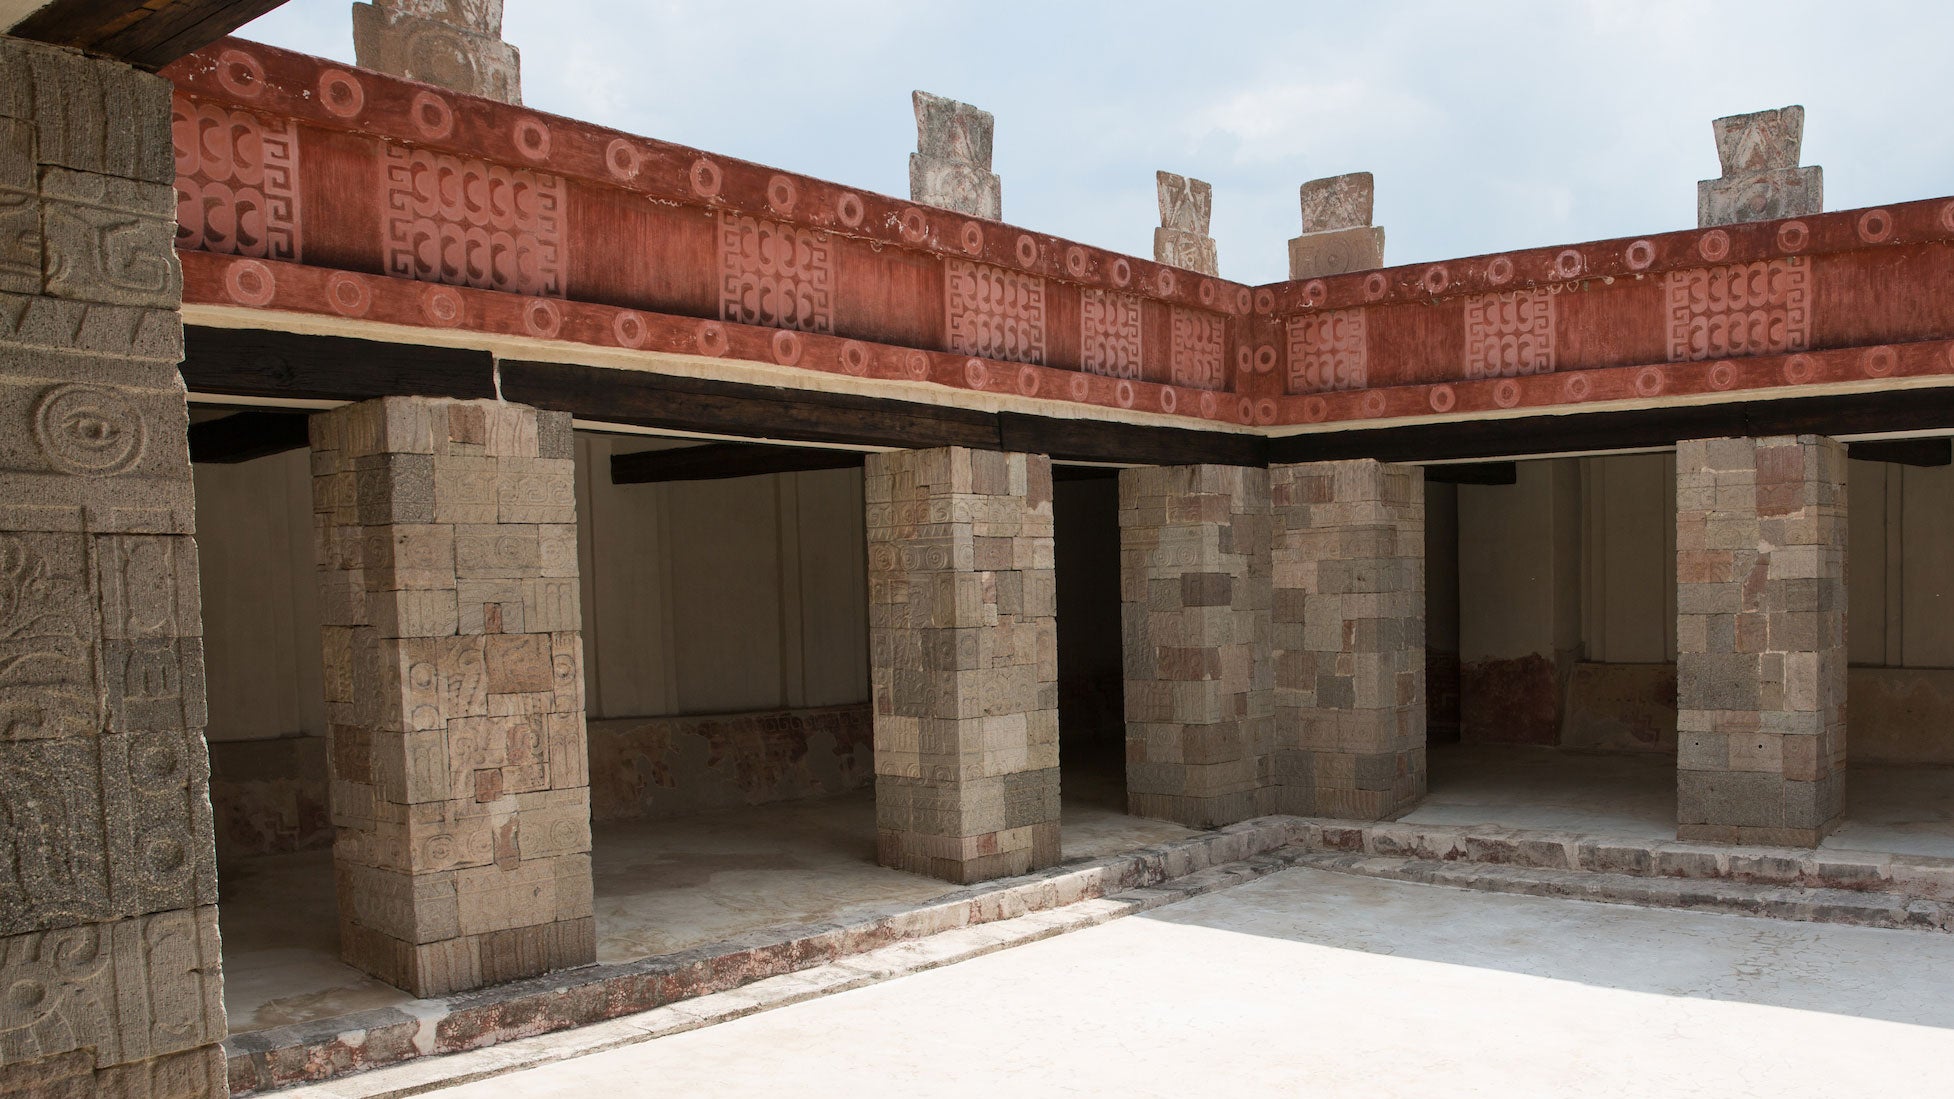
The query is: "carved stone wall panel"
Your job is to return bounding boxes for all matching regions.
[0,363,196,535]
[1463,290,1556,379]
[0,121,38,295]
[1079,289,1141,379]
[1170,307,1226,391]
[1285,310,1367,394]
[39,169,180,309]
[0,531,100,743]
[944,260,1044,366]
[170,94,301,262]
[717,213,832,334]
[1666,257,1811,362]
[381,145,564,298]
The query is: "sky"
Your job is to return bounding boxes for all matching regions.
[237,0,1954,287]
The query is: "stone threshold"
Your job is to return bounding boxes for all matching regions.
[227,817,1305,1096]
[1291,818,1954,906]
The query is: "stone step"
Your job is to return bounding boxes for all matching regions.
[1291,851,1954,933]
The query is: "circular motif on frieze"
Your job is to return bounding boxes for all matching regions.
[1016,235,1039,269]
[1236,347,1252,373]
[1360,391,1387,418]
[772,329,802,366]
[1422,265,1449,295]
[1253,346,1278,374]
[1858,208,1893,244]
[1069,373,1091,401]
[1256,288,1278,312]
[1624,239,1656,271]
[899,208,928,243]
[1159,387,1178,414]
[613,310,648,349]
[964,358,989,389]
[690,158,723,199]
[411,91,454,139]
[318,69,365,118]
[1633,366,1665,397]
[767,175,798,215]
[1564,373,1593,401]
[1301,396,1328,423]
[1200,279,1217,307]
[34,384,146,476]
[1238,397,1256,422]
[1708,361,1737,390]
[1300,281,1326,307]
[1064,246,1088,279]
[514,118,551,161]
[1156,268,1176,297]
[696,320,728,356]
[1698,229,1730,262]
[1199,390,1218,418]
[1777,221,1809,253]
[1110,257,1132,288]
[841,340,870,376]
[1235,287,1252,314]
[1554,250,1584,280]
[1487,256,1515,286]
[606,139,642,181]
[215,48,265,99]
[1862,346,1898,377]
[1363,272,1389,301]
[1493,378,1523,407]
[224,259,275,307]
[524,298,562,339]
[1941,201,1954,236]
[837,192,865,228]
[327,272,370,317]
[421,284,463,327]
[1783,354,1816,384]
[960,221,984,255]
[1429,384,1457,412]
[904,350,930,379]
[1115,380,1137,408]
[1018,364,1041,396]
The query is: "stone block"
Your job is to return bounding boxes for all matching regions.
[352,3,523,104]
[1287,225,1386,280]
[909,91,1000,219]
[1697,106,1821,227]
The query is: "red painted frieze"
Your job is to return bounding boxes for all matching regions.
[718,212,833,334]
[1285,310,1366,395]
[172,92,301,261]
[1664,257,1809,362]
[946,259,1045,365]
[1463,290,1555,379]
[1169,306,1226,391]
[1080,289,1142,379]
[381,144,565,296]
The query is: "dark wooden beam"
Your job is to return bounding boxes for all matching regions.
[1052,465,1120,483]
[1847,438,1953,467]
[1423,462,1517,485]
[13,1,288,70]
[182,326,495,403]
[189,409,309,463]
[611,442,864,485]
[996,412,1264,468]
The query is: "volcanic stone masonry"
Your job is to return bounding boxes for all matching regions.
[1118,465,1273,827]
[0,37,227,1099]
[1287,171,1386,280]
[312,396,594,997]
[909,91,1001,220]
[1676,435,1847,846]
[354,0,523,104]
[1697,105,1822,228]
[866,447,1059,884]
[1154,171,1220,276]
[1270,460,1426,819]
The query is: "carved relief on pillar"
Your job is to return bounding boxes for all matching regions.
[170,93,301,262]
[717,213,833,334]
[945,259,1045,365]
[381,145,565,297]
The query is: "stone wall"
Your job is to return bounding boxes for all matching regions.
[312,396,594,996]
[0,35,227,1099]
[866,447,1059,884]
[587,705,872,821]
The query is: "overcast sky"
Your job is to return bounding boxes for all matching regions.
[239,1,1954,286]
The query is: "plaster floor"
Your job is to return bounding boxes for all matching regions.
[427,867,1954,1099]
[1410,743,1954,858]
[219,766,1195,1035]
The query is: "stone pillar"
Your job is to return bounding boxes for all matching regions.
[1288,172,1385,280]
[1676,435,1846,845]
[0,36,226,1099]
[1154,171,1219,276]
[1270,460,1426,818]
[909,91,1000,220]
[312,397,593,997]
[1697,106,1821,227]
[354,0,522,104]
[866,447,1058,884]
[1117,465,1271,827]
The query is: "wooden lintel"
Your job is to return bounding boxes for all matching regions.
[1423,462,1517,485]
[1846,438,1953,467]
[181,326,496,403]
[13,1,289,70]
[611,442,864,485]
[996,412,1264,468]
[189,409,310,463]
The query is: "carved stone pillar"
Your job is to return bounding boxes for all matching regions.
[353,0,522,104]
[1154,171,1219,276]
[1287,172,1385,280]
[0,35,226,1099]
[866,447,1059,883]
[909,91,1001,220]
[312,396,593,996]
[1697,106,1821,227]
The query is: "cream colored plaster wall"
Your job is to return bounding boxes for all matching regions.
[1580,452,1678,664]
[1458,458,1582,663]
[1848,458,1954,669]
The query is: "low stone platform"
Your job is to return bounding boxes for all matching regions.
[225,817,1304,1095]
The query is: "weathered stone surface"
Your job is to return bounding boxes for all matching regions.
[1118,465,1272,827]
[353,1,523,105]
[1698,106,1822,227]
[314,397,593,997]
[1287,172,1384,279]
[1153,171,1218,275]
[1269,460,1426,819]
[908,92,1000,220]
[1300,172,1374,233]
[1675,435,1846,845]
[866,447,1057,883]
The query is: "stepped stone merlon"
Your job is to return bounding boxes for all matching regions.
[1288,172,1384,280]
[1154,171,1219,276]
[354,0,523,104]
[909,91,1001,220]
[1698,106,1822,227]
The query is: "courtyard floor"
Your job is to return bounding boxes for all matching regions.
[398,865,1954,1098]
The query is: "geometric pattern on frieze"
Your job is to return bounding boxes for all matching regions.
[171,93,301,261]
[718,212,833,333]
[1080,289,1141,379]
[1463,289,1555,379]
[1170,306,1226,391]
[1285,309,1366,394]
[382,144,565,298]
[945,259,1046,365]
[1665,257,1810,362]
